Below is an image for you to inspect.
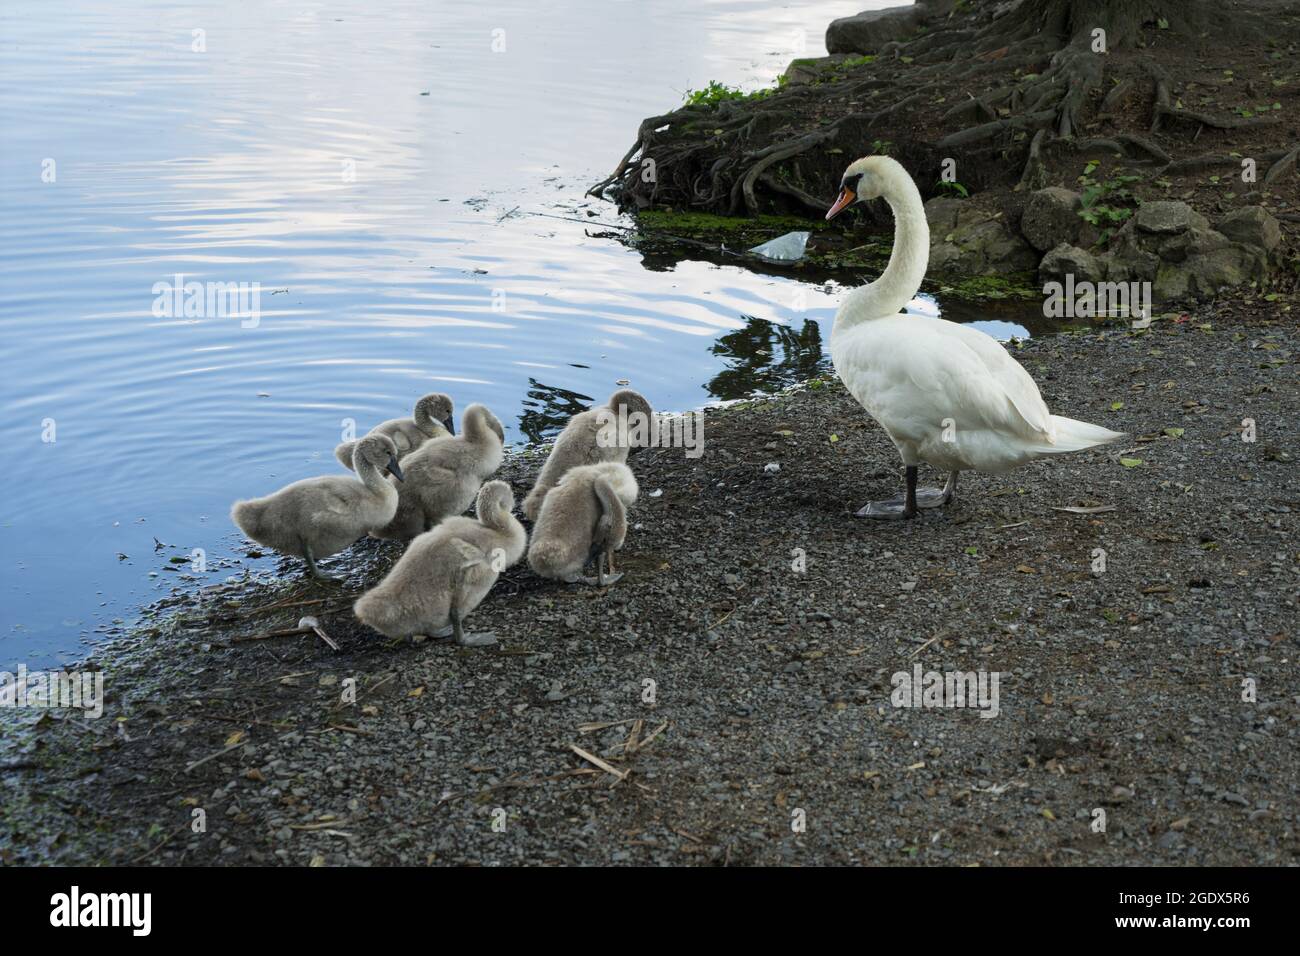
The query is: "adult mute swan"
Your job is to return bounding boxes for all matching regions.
[824,155,1125,519]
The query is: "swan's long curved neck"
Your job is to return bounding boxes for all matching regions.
[464,411,494,445]
[356,456,389,493]
[833,176,929,333]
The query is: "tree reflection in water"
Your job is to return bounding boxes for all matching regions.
[517,378,595,445]
[707,315,829,400]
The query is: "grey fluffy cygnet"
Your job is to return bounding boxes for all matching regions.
[522,389,652,522]
[371,403,505,541]
[527,461,638,587]
[354,480,525,646]
[334,392,454,471]
[231,434,404,579]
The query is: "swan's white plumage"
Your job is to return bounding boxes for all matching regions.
[828,155,1123,477]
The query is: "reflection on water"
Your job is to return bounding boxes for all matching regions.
[709,317,827,398]
[517,379,599,445]
[0,0,1048,666]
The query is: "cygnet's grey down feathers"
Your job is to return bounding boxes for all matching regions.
[232,434,403,576]
[527,462,638,582]
[372,403,505,540]
[354,480,525,640]
[522,388,652,522]
[335,392,454,471]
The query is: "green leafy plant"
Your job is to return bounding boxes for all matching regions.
[935,179,970,198]
[683,80,778,108]
[1076,162,1141,243]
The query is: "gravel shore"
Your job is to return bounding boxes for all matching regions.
[2,317,1296,866]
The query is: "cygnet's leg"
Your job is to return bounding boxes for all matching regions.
[301,541,340,582]
[577,544,622,587]
[601,549,624,586]
[448,574,497,648]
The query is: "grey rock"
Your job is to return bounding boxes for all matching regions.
[826,6,921,55]
[1134,201,1208,236]
[1217,206,1281,255]
[926,197,1038,276]
[1039,243,1102,283]
[781,54,854,87]
[1021,187,1084,252]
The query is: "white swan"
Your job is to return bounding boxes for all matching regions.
[824,155,1125,518]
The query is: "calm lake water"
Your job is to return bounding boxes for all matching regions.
[0,0,1040,667]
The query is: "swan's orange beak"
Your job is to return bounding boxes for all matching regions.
[825,186,855,220]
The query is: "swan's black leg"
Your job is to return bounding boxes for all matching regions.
[855,466,919,519]
[855,467,956,519]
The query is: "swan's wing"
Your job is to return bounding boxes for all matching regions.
[408,463,461,490]
[314,478,365,515]
[839,321,1053,442]
[942,323,1054,437]
[449,538,499,604]
[919,337,1053,441]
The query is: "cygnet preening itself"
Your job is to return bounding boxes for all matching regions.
[334,392,454,471]
[522,389,652,522]
[231,434,405,579]
[528,461,638,586]
[372,403,506,541]
[354,480,525,646]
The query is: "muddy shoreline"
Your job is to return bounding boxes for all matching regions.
[2,310,1296,866]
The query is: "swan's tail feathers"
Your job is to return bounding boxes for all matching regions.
[230,500,264,541]
[353,590,398,637]
[527,539,574,580]
[1037,416,1127,454]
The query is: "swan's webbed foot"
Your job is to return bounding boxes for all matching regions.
[303,544,342,582]
[915,471,958,509]
[576,549,623,587]
[854,496,917,520]
[449,610,497,648]
[853,468,957,520]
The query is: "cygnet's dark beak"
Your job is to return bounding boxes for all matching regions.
[443,416,455,436]
[386,455,405,482]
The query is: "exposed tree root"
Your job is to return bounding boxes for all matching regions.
[593,0,1290,217]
